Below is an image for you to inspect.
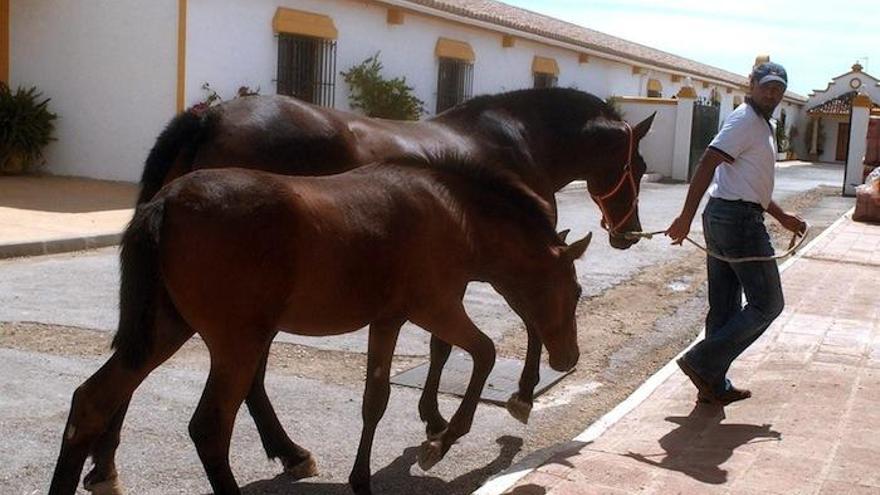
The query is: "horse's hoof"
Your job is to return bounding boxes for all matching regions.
[284,455,319,480]
[506,393,533,424]
[417,439,444,471]
[83,475,124,495]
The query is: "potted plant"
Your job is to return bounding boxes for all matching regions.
[0,83,57,174]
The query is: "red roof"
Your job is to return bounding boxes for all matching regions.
[808,91,880,115]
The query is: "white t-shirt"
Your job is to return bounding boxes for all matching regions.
[706,103,777,209]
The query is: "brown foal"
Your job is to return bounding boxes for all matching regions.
[50,158,590,495]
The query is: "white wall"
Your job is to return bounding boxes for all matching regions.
[185,0,653,114]
[616,101,677,177]
[10,0,178,181]
[10,0,781,181]
[185,0,749,117]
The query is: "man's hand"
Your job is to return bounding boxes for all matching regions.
[665,215,692,245]
[778,212,807,236]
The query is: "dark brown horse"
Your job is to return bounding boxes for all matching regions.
[50,158,591,495]
[83,88,653,492]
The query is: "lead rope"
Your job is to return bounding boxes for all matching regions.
[622,223,810,263]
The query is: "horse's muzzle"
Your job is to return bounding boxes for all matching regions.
[549,349,579,372]
[609,232,639,250]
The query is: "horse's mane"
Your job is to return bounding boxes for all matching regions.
[395,153,561,245]
[435,87,623,132]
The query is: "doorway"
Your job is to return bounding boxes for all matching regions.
[836,122,850,162]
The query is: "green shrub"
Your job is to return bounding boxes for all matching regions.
[341,53,424,120]
[0,83,57,174]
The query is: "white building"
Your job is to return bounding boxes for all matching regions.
[4,0,807,182]
[800,63,880,164]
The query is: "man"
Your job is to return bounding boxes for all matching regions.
[666,61,806,405]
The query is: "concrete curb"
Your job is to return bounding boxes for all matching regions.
[0,232,122,260]
[474,208,854,495]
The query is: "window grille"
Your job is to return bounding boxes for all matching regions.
[277,34,336,106]
[534,73,558,89]
[436,57,473,113]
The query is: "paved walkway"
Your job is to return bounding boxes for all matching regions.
[0,175,135,258]
[488,214,880,495]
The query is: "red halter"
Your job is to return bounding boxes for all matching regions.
[589,123,638,235]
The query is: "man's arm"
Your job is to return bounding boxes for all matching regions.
[665,148,728,245]
[766,200,807,235]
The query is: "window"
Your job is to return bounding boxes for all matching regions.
[534,73,557,89]
[436,58,474,113]
[647,78,662,98]
[532,56,559,89]
[277,34,337,106]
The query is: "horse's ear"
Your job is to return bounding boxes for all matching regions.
[633,113,656,141]
[557,229,571,243]
[562,231,592,262]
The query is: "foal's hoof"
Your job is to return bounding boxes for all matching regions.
[283,454,319,480]
[506,393,533,424]
[417,439,445,471]
[83,475,124,495]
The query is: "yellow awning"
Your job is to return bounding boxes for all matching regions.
[272,7,337,39]
[647,79,663,92]
[532,56,559,76]
[435,38,475,62]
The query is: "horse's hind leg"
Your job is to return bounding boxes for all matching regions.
[81,400,129,494]
[412,304,496,471]
[245,346,317,479]
[49,300,193,495]
[349,319,403,495]
[189,332,272,495]
[418,336,453,439]
[506,325,542,424]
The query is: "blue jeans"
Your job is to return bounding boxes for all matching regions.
[685,197,784,394]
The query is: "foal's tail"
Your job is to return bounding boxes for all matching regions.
[111,198,166,368]
[137,109,217,205]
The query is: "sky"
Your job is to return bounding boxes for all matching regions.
[500,0,879,97]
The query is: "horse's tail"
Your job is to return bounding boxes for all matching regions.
[111,197,167,368]
[137,110,216,205]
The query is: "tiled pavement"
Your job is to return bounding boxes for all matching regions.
[0,176,135,258]
[498,216,880,495]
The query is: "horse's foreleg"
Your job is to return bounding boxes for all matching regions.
[418,336,452,439]
[506,325,542,424]
[189,335,270,495]
[349,319,403,495]
[245,344,317,479]
[414,305,495,471]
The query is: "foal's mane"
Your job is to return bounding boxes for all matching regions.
[396,153,561,245]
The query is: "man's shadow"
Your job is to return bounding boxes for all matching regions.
[238,434,571,494]
[623,403,781,484]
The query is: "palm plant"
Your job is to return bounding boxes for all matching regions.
[0,83,57,174]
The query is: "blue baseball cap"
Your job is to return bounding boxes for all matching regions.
[752,62,788,87]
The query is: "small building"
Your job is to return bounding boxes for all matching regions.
[800,63,880,193]
[3,0,807,182]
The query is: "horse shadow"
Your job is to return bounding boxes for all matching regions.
[622,403,781,484]
[236,434,540,494]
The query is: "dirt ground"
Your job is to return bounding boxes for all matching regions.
[0,186,841,467]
